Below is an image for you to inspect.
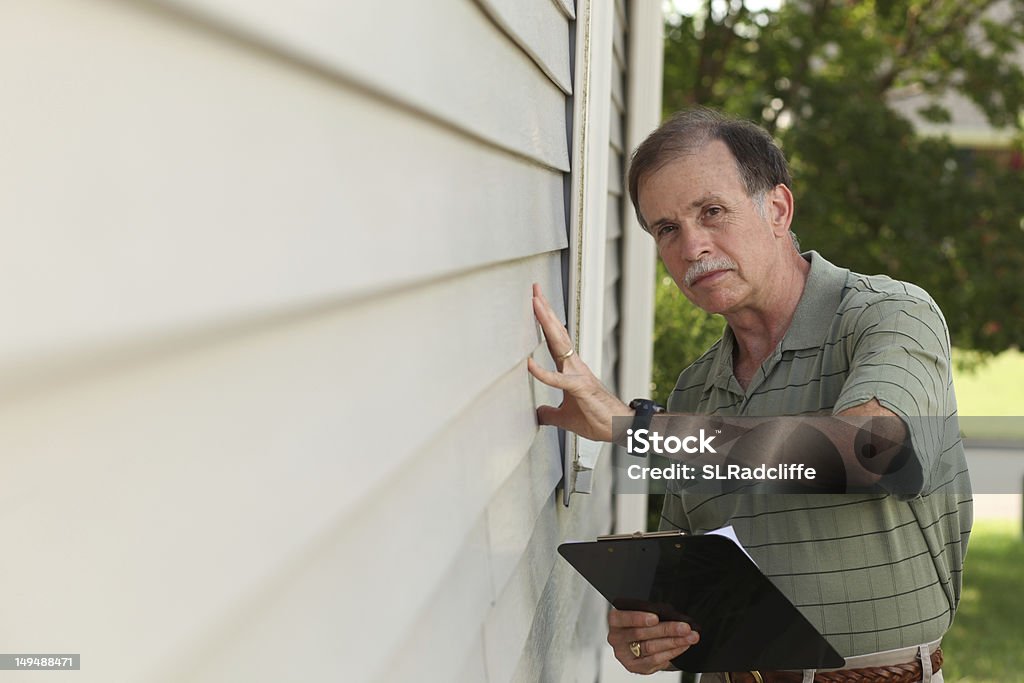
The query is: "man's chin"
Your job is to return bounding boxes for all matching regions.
[681,291,736,316]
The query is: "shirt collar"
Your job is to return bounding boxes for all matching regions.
[705,251,848,392]
[780,250,849,351]
[708,329,736,391]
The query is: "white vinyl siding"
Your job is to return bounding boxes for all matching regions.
[602,1,629,394]
[601,3,667,676]
[0,1,660,681]
[161,0,571,170]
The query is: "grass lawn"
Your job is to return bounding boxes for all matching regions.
[941,519,1024,682]
[951,348,1024,440]
[952,348,1024,417]
[946,352,1024,680]
[951,349,1024,416]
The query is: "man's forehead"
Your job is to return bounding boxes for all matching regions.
[637,141,745,209]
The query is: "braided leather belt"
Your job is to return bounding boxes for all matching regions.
[723,646,942,683]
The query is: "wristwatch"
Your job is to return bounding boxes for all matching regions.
[628,398,666,434]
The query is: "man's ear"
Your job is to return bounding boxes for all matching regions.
[768,183,794,236]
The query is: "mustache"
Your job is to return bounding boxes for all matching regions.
[685,257,737,287]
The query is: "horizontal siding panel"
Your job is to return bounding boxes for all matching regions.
[603,224,620,386]
[614,43,627,84]
[608,148,624,197]
[604,238,622,288]
[510,560,589,683]
[485,456,613,683]
[0,0,566,380]
[602,359,618,394]
[180,364,558,681]
[613,22,626,75]
[182,522,495,683]
[487,426,564,599]
[622,196,641,232]
[301,253,563,516]
[159,0,570,170]
[489,455,614,683]
[510,461,614,683]
[611,55,625,111]
[610,99,624,152]
[607,195,624,239]
[1,252,564,522]
[562,586,608,683]
[605,299,621,339]
[0,255,562,680]
[605,292,620,338]
[551,0,576,20]
[477,0,573,94]
[603,289,620,383]
[2,6,648,683]
[374,525,495,682]
[334,364,544,676]
[457,638,490,683]
[484,489,564,683]
[603,329,620,389]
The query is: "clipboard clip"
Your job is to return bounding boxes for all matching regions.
[597,530,688,541]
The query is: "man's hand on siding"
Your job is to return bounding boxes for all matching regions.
[527,283,632,442]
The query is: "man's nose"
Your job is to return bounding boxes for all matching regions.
[676,226,713,262]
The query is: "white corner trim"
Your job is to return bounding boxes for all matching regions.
[565,0,616,501]
[612,0,664,529]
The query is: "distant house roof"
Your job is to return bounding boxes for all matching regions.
[888,85,1019,148]
[886,0,1023,149]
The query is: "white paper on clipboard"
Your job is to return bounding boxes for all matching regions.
[705,525,757,566]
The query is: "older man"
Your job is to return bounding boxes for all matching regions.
[528,109,970,681]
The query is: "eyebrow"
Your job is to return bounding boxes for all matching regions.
[689,192,727,209]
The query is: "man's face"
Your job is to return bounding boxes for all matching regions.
[637,140,785,316]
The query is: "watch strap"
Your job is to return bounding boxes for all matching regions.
[628,398,665,435]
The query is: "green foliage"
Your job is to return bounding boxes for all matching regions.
[652,261,725,405]
[659,0,1024,358]
[941,520,1024,682]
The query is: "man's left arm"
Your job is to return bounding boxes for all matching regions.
[830,292,955,494]
[527,284,950,493]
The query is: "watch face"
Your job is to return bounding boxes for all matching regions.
[630,399,664,413]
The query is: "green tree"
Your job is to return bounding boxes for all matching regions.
[652,262,725,404]
[654,0,1024,386]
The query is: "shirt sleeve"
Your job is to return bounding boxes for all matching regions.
[659,493,692,533]
[832,293,954,494]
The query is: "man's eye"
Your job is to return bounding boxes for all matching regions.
[657,225,676,238]
[705,206,722,218]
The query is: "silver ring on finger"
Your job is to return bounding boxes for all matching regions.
[556,347,575,361]
[629,640,642,658]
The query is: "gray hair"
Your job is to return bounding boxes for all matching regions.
[628,107,800,250]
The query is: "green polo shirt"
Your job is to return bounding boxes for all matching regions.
[661,251,972,656]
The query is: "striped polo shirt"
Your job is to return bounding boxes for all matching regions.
[660,251,973,657]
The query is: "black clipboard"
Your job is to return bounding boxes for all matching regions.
[558,531,845,672]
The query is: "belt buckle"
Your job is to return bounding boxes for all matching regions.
[724,671,764,683]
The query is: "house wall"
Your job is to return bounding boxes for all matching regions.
[0,1,660,681]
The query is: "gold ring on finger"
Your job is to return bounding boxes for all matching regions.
[629,641,642,658]
[556,347,575,361]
